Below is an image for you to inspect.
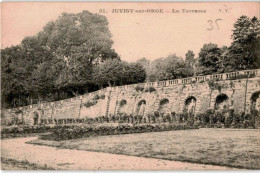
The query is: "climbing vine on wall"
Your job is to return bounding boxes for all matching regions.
[144,87,156,93]
[135,85,144,92]
[207,80,222,92]
[84,94,105,108]
[84,101,97,108]
[180,83,187,93]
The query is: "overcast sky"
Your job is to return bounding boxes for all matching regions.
[1,2,259,62]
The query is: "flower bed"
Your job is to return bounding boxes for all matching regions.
[3,109,258,139]
[39,123,198,141]
[196,109,259,129]
[1,124,79,139]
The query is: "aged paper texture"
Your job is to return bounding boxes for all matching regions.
[1,1,260,171]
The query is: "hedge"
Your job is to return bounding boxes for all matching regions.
[1,124,79,139]
[39,123,198,141]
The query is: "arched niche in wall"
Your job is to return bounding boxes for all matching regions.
[32,111,40,125]
[159,98,170,114]
[136,100,146,116]
[184,96,197,116]
[215,94,229,111]
[251,91,260,111]
[117,100,127,115]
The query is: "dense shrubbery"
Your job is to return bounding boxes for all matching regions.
[83,94,106,108]
[83,101,97,108]
[144,87,156,93]
[1,122,92,139]
[108,114,144,124]
[93,94,100,101]
[194,109,258,128]
[145,109,259,129]
[85,116,109,124]
[1,124,61,139]
[135,85,144,92]
[39,123,198,141]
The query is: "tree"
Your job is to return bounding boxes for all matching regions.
[37,11,118,92]
[197,43,222,75]
[1,46,29,108]
[122,62,146,85]
[1,10,119,108]
[185,50,195,67]
[93,59,124,88]
[93,59,146,88]
[136,57,156,82]
[165,60,194,79]
[39,11,115,62]
[21,36,57,93]
[146,54,194,81]
[1,37,59,108]
[223,16,260,71]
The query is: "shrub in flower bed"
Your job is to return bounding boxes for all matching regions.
[195,109,259,128]
[39,123,198,141]
[2,125,49,139]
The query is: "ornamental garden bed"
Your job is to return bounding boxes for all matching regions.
[39,123,198,141]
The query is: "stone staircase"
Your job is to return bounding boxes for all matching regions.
[105,90,112,117]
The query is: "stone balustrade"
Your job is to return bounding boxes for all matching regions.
[120,68,260,89]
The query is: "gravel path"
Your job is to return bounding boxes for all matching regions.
[1,137,234,170]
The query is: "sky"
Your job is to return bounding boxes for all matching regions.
[1,2,259,62]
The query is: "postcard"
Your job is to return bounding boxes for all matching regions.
[1,1,260,170]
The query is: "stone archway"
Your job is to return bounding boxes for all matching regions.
[136,100,146,116]
[251,91,260,111]
[215,94,229,110]
[118,100,127,114]
[184,96,197,116]
[33,111,40,125]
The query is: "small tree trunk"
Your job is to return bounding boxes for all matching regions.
[107,81,112,87]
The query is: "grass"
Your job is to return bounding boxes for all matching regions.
[1,157,55,170]
[29,128,260,169]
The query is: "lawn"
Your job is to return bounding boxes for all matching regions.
[29,128,260,169]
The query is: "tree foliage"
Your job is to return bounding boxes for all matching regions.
[185,50,195,67]
[2,14,259,108]
[223,16,260,71]
[93,59,146,88]
[1,11,119,108]
[197,43,222,75]
[138,54,194,81]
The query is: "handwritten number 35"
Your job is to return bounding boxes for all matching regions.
[207,19,222,30]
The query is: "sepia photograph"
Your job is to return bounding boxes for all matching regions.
[0,1,260,171]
